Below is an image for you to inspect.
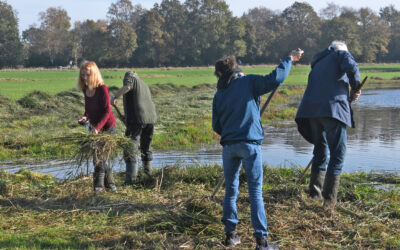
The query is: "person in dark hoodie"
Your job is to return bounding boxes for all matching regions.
[212,49,303,250]
[295,41,361,211]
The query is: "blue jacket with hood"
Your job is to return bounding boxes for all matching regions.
[212,57,292,146]
[295,47,360,143]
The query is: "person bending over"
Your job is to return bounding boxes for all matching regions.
[78,61,117,193]
[295,40,361,211]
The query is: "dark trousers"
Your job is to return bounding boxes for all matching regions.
[309,117,347,176]
[123,123,154,163]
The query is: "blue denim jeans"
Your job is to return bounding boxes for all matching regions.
[222,142,268,239]
[309,117,347,176]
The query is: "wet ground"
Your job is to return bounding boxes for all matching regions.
[2,89,400,179]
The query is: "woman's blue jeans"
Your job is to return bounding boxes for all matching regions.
[309,117,347,176]
[222,142,268,239]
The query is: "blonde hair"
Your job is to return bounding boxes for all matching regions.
[77,61,104,91]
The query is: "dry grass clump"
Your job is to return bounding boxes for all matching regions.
[74,133,133,164]
[53,132,137,176]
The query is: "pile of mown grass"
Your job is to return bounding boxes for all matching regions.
[0,88,90,160]
[52,132,137,177]
[0,165,399,249]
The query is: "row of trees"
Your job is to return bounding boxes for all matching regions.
[1,0,400,68]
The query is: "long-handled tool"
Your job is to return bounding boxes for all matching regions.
[296,76,368,184]
[211,86,280,199]
[112,103,126,126]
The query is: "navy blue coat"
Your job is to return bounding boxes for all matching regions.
[212,57,292,146]
[295,48,360,143]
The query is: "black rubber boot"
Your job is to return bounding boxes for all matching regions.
[143,161,153,176]
[309,170,326,200]
[224,231,241,247]
[124,159,138,185]
[93,166,105,192]
[255,238,278,250]
[322,175,341,211]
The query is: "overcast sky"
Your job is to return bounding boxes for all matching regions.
[9,0,400,33]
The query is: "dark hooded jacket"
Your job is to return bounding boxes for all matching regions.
[123,71,157,125]
[212,57,292,145]
[295,48,360,143]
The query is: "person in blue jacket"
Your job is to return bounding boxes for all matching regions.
[212,49,303,250]
[295,41,361,211]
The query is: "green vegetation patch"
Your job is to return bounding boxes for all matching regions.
[0,82,220,159]
[0,166,399,249]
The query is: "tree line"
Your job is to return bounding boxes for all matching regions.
[1,0,400,68]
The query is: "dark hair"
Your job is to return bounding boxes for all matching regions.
[214,55,238,78]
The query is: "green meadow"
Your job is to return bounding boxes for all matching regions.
[1,67,218,100]
[3,64,400,100]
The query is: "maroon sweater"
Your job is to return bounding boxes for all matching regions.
[84,84,116,131]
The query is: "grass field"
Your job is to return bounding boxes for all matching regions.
[0,166,399,249]
[2,64,398,100]
[0,67,218,100]
[0,64,400,160]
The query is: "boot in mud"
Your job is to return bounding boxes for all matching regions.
[93,166,105,193]
[143,161,153,176]
[309,170,326,200]
[124,159,138,185]
[322,175,341,213]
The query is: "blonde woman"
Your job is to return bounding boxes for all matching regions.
[78,61,117,193]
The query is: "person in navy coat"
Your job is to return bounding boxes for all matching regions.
[295,41,361,211]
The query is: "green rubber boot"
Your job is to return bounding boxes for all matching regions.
[322,175,341,212]
[309,170,326,200]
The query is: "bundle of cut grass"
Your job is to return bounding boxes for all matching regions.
[55,132,137,176]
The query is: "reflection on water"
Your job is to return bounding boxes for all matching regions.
[354,89,400,108]
[1,89,400,179]
[0,151,224,180]
[260,89,400,174]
